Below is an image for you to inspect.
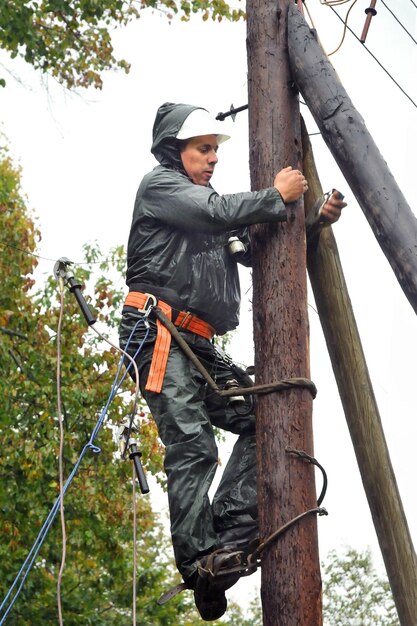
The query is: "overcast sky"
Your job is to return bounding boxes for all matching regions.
[1,0,416,609]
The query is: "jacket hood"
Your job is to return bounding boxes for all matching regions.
[151,102,204,168]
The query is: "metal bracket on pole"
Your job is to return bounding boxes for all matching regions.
[216,103,248,121]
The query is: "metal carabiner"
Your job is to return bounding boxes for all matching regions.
[140,293,157,327]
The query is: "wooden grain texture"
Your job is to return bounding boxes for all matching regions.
[247,1,322,624]
[303,121,417,626]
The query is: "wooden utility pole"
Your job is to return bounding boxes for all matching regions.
[302,125,417,624]
[288,4,417,315]
[247,2,322,624]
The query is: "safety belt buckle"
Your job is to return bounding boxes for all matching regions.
[176,311,192,330]
[138,293,157,318]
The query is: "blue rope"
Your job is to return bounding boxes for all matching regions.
[0,319,149,624]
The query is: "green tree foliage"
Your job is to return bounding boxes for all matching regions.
[0,0,245,90]
[322,547,399,626]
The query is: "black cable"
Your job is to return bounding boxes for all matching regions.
[0,240,57,263]
[0,240,120,268]
[329,5,417,110]
[380,0,417,45]
[286,447,328,506]
[0,327,27,339]
[0,237,235,267]
[408,0,417,9]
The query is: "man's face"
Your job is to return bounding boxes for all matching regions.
[179,134,219,186]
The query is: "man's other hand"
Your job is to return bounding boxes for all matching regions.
[319,190,347,225]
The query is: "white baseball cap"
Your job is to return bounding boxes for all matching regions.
[176,108,231,144]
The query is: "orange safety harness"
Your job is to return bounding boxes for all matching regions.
[124,291,216,393]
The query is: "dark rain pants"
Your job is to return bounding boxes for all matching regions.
[119,307,258,581]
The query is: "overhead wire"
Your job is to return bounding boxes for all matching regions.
[380,0,417,45]
[0,240,123,267]
[0,238,233,268]
[326,3,417,109]
[327,0,358,55]
[318,0,417,51]
[0,240,60,264]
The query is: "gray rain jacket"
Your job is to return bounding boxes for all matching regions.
[126,102,287,335]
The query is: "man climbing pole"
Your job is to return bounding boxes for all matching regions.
[118,102,346,621]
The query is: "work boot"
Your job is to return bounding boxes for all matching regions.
[194,582,227,621]
[193,548,244,621]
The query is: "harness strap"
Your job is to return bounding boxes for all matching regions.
[146,300,172,393]
[175,311,215,340]
[124,291,216,393]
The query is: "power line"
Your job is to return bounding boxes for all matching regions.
[380,0,417,45]
[329,5,417,109]
[0,240,57,263]
[0,240,120,268]
[326,0,359,55]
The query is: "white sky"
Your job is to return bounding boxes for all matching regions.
[1,0,416,612]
